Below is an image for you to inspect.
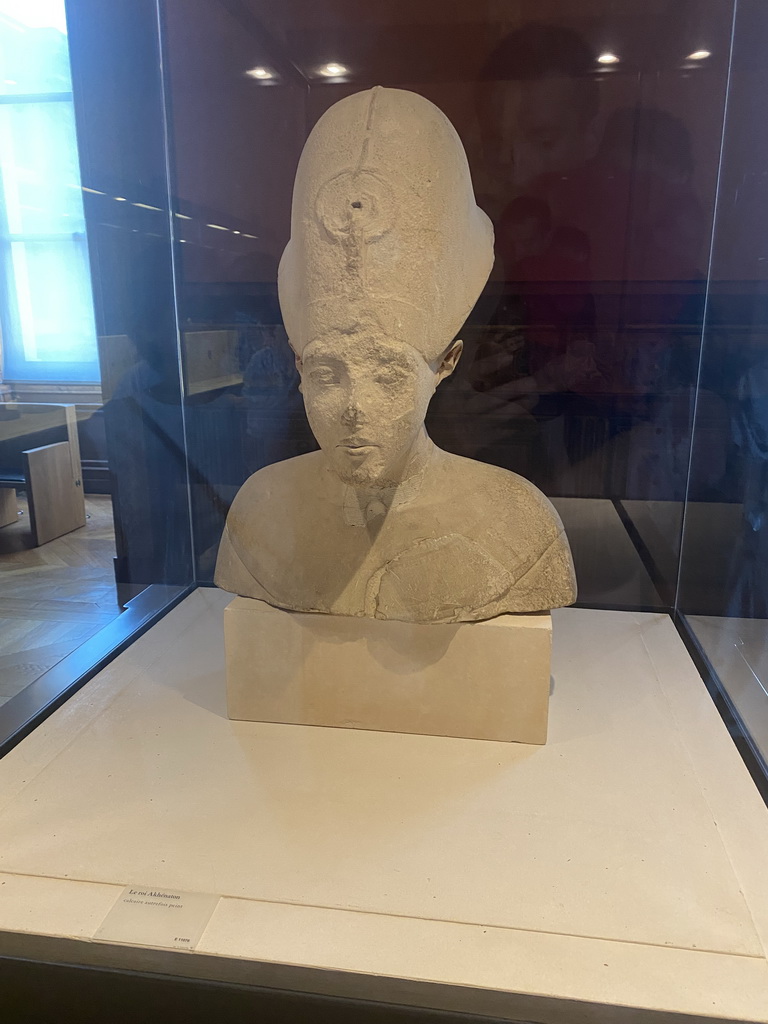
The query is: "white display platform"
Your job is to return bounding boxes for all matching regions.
[0,588,767,1023]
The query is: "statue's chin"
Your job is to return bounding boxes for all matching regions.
[336,466,393,489]
[327,454,397,490]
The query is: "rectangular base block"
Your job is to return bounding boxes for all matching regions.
[224,597,551,743]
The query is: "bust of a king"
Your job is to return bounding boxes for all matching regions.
[216,86,576,624]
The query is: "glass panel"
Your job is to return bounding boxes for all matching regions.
[65,0,194,594]
[678,0,768,772]
[0,0,193,753]
[161,0,733,610]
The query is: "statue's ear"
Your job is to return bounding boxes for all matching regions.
[436,339,463,384]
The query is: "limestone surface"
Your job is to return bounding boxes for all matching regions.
[216,86,576,623]
[224,597,553,743]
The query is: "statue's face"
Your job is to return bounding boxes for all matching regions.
[299,333,442,488]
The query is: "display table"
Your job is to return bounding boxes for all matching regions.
[0,589,767,1023]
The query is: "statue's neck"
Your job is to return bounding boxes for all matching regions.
[341,431,435,526]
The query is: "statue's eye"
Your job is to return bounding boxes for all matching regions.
[309,367,339,386]
[374,368,406,387]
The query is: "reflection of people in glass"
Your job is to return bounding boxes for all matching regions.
[531,106,706,288]
[496,196,596,384]
[475,23,601,218]
[436,22,606,490]
[463,20,713,503]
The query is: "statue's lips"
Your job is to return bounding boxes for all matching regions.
[337,441,379,454]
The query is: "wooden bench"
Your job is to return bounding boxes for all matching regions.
[0,403,86,546]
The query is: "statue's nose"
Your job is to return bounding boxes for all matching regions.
[341,402,364,426]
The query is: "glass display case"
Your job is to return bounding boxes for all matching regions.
[160,0,765,782]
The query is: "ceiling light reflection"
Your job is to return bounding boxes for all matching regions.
[318,62,348,77]
[246,66,274,80]
[597,52,619,64]
[687,49,711,60]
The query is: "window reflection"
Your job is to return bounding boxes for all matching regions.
[0,0,99,381]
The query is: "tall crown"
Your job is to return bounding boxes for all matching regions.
[278,87,494,361]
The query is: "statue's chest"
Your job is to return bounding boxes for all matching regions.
[289,510,419,595]
[289,510,517,622]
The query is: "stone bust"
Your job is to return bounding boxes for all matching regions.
[216,86,576,624]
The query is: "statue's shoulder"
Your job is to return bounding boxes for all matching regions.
[234,450,323,500]
[437,451,563,533]
[227,452,323,526]
[221,451,324,561]
[216,452,324,601]
[426,451,576,613]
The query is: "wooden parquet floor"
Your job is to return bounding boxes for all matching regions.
[0,493,119,706]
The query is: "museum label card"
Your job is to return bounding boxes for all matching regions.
[95,885,219,951]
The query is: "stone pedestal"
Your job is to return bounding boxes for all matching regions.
[224,597,551,744]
